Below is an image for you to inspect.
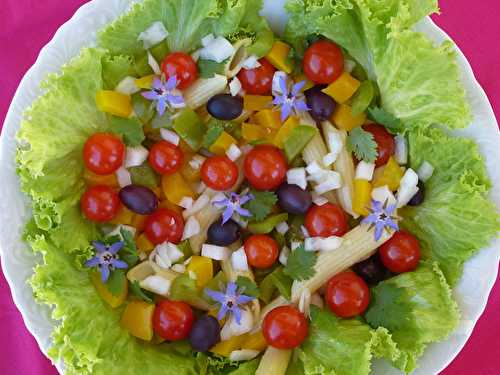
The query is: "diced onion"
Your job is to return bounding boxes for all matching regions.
[160,128,180,146]
[304,236,343,252]
[311,193,329,206]
[314,171,342,194]
[344,59,356,73]
[276,221,289,235]
[229,350,260,361]
[371,185,397,206]
[394,135,408,165]
[125,146,149,168]
[151,243,172,268]
[323,152,338,167]
[201,244,230,260]
[147,52,161,75]
[417,161,434,182]
[279,246,290,265]
[188,270,197,280]
[355,161,375,181]
[166,243,184,263]
[325,129,344,156]
[108,224,136,239]
[189,155,206,170]
[138,21,169,49]
[171,264,186,273]
[179,196,194,209]
[241,55,261,69]
[200,36,235,63]
[231,247,249,271]
[291,241,302,250]
[183,193,210,218]
[397,168,419,208]
[115,76,140,95]
[201,34,215,47]
[116,167,132,187]
[226,143,242,161]
[140,275,171,296]
[221,308,253,341]
[286,167,307,190]
[306,161,323,176]
[182,216,201,240]
[229,77,243,97]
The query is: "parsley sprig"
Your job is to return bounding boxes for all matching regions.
[283,244,317,281]
[347,127,378,163]
[243,189,278,222]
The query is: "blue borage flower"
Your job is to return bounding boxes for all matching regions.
[142,75,185,116]
[272,74,309,122]
[204,282,255,324]
[361,199,399,241]
[84,241,128,283]
[212,192,254,225]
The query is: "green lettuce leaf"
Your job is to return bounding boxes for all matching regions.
[288,306,400,375]
[102,54,136,89]
[284,0,471,130]
[365,261,460,373]
[401,127,500,284]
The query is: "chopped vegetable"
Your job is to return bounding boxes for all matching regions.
[243,95,273,111]
[254,109,282,129]
[265,40,293,74]
[96,90,133,118]
[283,244,316,281]
[322,72,361,103]
[283,125,317,162]
[273,116,299,148]
[331,104,366,131]
[209,131,237,155]
[161,172,195,206]
[347,127,378,163]
[186,255,213,287]
[248,213,288,234]
[120,301,155,341]
[172,108,205,151]
[372,157,405,191]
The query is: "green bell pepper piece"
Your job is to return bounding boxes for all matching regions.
[259,267,293,303]
[351,81,375,115]
[129,164,159,188]
[283,125,317,162]
[173,108,206,151]
[150,41,170,63]
[248,213,288,234]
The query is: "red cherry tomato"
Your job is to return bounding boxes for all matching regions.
[153,300,194,341]
[362,124,395,167]
[144,208,184,245]
[148,141,184,175]
[303,40,344,84]
[81,185,121,222]
[200,156,239,191]
[244,234,279,269]
[243,145,287,191]
[237,59,276,95]
[305,203,348,238]
[83,133,125,175]
[379,230,420,273]
[325,271,370,318]
[263,305,308,349]
[161,52,198,90]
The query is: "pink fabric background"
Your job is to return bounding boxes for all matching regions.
[0,0,498,374]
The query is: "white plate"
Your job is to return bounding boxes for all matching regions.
[0,1,499,374]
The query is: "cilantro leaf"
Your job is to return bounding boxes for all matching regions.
[197,59,228,79]
[365,284,412,332]
[130,281,154,303]
[347,127,378,163]
[236,276,260,298]
[202,120,225,149]
[119,228,139,267]
[244,189,277,222]
[105,269,126,296]
[283,244,316,281]
[109,115,145,146]
[367,107,405,134]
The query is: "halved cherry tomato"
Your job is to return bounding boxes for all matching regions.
[304,203,348,238]
[362,124,395,167]
[148,141,184,175]
[325,271,370,318]
[262,305,308,349]
[379,230,420,273]
[243,145,287,191]
[153,300,194,341]
[161,52,198,90]
[200,156,239,191]
[144,208,184,245]
[244,234,279,269]
[83,133,125,175]
[303,40,344,84]
[81,185,121,222]
[237,59,276,95]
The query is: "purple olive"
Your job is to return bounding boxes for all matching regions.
[352,253,388,285]
[189,315,221,352]
[277,184,312,215]
[207,218,241,246]
[408,180,425,206]
[207,94,243,121]
[305,85,336,122]
[119,184,158,215]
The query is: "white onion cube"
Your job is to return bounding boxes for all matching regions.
[200,36,235,63]
[397,168,419,208]
[140,275,171,296]
[241,55,261,69]
[138,21,169,49]
[116,167,132,187]
[201,34,215,47]
[202,244,229,260]
[125,146,149,168]
[355,161,375,181]
[229,350,260,361]
[182,216,200,240]
[226,143,242,161]
[286,167,307,190]
[229,77,243,97]
[371,185,397,206]
[179,196,194,209]
[394,135,408,165]
[160,128,180,146]
[417,161,434,182]
[231,247,249,271]
[115,76,140,95]
[276,221,289,235]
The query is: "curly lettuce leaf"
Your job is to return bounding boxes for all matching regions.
[102,54,136,89]
[284,0,471,130]
[401,127,500,284]
[288,306,400,375]
[365,262,460,373]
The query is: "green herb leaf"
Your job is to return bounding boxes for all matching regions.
[202,120,225,149]
[236,276,260,298]
[197,59,228,79]
[120,228,139,267]
[130,281,154,303]
[367,107,404,134]
[347,127,378,163]
[105,269,126,296]
[109,116,145,146]
[283,244,316,281]
[244,189,278,222]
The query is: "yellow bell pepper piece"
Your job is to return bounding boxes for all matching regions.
[109,206,135,226]
[242,123,269,142]
[322,72,361,103]
[181,161,201,183]
[254,109,282,130]
[273,116,299,148]
[353,179,372,216]
[136,233,155,253]
[91,271,128,308]
[161,172,195,206]
[120,301,155,341]
[83,169,118,187]
[187,256,213,288]
[210,334,248,357]
[373,157,405,191]
[209,131,237,155]
[293,73,314,91]
[135,75,156,89]
[96,90,133,118]
[159,199,183,214]
[131,214,147,232]
[242,331,267,351]
[243,95,273,112]
[265,41,293,74]
[331,104,366,131]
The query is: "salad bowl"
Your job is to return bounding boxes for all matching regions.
[0,0,499,374]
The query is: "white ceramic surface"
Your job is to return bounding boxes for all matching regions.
[0,1,499,374]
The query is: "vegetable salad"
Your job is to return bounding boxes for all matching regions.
[16,1,499,375]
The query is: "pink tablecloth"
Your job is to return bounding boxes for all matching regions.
[0,1,499,374]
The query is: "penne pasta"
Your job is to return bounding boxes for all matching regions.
[184,74,228,109]
[225,38,252,78]
[256,347,292,375]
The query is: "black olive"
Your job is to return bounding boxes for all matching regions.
[352,253,388,285]
[119,184,158,215]
[207,94,243,121]
[304,85,336,122]
[276,184,313,215]
[408,180,426,206]
[207,218,241,246]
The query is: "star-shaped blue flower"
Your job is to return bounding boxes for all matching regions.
[84,241,128,283]
[361,200,399,241]
[142,75,185,116]
[272,74,309,122]
[204,282,255,324]
[212,192,254,225]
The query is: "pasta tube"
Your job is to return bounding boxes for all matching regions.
[256,347,292,375]
[184,74,228,109]
[225,38,252,78]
